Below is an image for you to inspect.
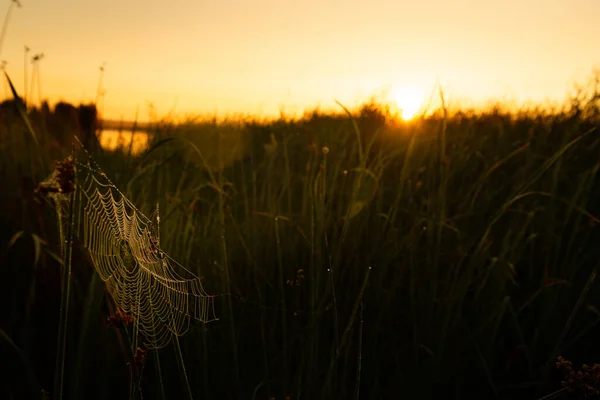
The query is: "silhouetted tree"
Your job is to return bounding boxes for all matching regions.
[78,103,99,151]
[40,100,50,116]
[0,99,22,127]
[49,101,78,145]
[45,102,99,151]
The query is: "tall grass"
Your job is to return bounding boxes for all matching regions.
[1,68,600,400]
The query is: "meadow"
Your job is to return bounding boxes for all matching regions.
[1,75,600,400]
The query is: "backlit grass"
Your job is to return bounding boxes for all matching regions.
[1,77,600,400]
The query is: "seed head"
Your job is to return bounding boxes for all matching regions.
[36,156,76,195]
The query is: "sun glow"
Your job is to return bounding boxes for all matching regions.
[390,86,426,120]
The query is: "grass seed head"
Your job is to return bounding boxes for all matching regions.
[36,156,75,195]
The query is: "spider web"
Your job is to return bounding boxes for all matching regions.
[74,155,217,349]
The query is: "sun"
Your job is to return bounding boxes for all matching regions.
[390,86,425,121]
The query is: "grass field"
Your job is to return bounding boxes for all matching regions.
[1,76,600,400]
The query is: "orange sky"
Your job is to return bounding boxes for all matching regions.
[0,0,598,121]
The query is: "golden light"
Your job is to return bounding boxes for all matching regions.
[390,85,425,120]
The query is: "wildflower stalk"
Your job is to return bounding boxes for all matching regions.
[52,186,76,400]
[0,0,21,59]
[23,45,29,106]
[36,156,76,400]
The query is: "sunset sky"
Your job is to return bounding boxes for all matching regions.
[0,0,598,121]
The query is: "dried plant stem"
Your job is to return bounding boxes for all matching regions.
[53,190,75,400]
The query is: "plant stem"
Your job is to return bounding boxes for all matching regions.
[53,190,76,400]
